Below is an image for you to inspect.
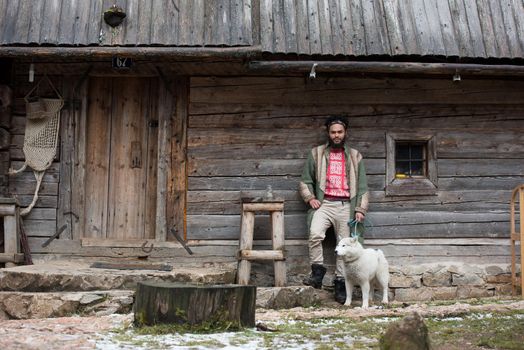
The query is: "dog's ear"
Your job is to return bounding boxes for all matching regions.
[350,237,357,244]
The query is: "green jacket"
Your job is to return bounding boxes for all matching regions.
[298,143,369,237]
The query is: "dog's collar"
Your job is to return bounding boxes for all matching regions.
[342,256,360,263]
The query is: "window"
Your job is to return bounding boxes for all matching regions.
[386,133,437,196]
[395,142,427,178]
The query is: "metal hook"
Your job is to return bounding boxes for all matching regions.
[309,63,318,79]
[141,241,154,253]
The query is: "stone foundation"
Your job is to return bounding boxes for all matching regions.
[252,261,519,302]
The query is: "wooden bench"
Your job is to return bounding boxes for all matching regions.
[237,197,286,287]
[0,198,23,267]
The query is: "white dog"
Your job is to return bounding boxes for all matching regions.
[335,237,389,308]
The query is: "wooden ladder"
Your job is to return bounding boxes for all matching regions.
[510,184,524,298]
[237,197,286,287]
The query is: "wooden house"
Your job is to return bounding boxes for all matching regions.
[0,0,523,292]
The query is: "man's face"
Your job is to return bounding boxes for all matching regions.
[328,123,346,147]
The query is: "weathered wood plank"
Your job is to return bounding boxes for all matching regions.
[463,0,487,57]
[306,0,322,54]
[439,159,524,177]
[57,0,76,44]
[382,0,405,55]
[84,78,112,239]
[145,80,159,241]
[361,0,389,54]
[72,0,91,44]
[13,0,32,44]
[150,0,178,45]
[437,131,524,158]
[435,0,460,56]
[271,0,286,52]
[294,0,309,54]
[283,0,298,53]
[188,104,524,130]
[396,0,419,54]
[499,0,524,57]
[9,179,58,196]
[170,77,189,240]
[71,78,88,240]
[317,0,333,54]
[86,0,103,44]
[328,0,345,54]
[188,158,384,177]
[57,77,75,239]
[155,77,172,242]
[486,0,511,57]
[420,0,445,55]
[186,211,510,240]
[509,0,524,55]
[136,0,153,45]
[190,77,524,105]
[475,0,499,57]
[1,0,19,44]
[448,0,474,57]
[23,219,56,237]
[122,0,140,45]
[17,195,57,209]
[259,0,274,51]
[439,176,524,191]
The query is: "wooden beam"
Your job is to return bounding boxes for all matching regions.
[0,46,263,59]
[238,249,285,261]
[248,60,524,77]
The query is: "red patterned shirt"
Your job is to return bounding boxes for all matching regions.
[325,148,350,198]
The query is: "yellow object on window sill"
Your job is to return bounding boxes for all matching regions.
[395,174,408,179]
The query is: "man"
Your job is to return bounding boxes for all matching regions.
[298,116,369,304]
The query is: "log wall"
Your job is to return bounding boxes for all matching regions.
[6,70,524,266]
[187,76,524,249]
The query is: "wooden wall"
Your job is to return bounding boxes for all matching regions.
[6,69,524,265]
[187,76,524,248]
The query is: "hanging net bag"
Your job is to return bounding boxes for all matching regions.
[9,76,64,216]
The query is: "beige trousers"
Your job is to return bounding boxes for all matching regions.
[308,200,351,277]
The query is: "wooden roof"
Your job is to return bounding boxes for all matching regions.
[1,0,523,59]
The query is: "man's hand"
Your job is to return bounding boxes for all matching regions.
[309,199,321,209]
[355,212,365,222]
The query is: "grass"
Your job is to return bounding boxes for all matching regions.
[105,309,524,349]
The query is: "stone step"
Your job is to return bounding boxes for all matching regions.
[0,259,237,292]
[0,290,134,320]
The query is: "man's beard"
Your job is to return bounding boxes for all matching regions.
[329,137,345,148]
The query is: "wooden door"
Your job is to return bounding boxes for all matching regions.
[84,77,158,240]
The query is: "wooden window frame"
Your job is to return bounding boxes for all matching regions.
[386,132,437,196]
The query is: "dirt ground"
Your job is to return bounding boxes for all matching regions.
[0,299,522,349]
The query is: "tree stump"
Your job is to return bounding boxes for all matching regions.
[134,281,256,329]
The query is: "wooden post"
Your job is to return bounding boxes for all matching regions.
[237,211,254,285]
[272,210,286,287]
[510,185,524,298]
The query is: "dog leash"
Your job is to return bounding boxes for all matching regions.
[348,218,374,238]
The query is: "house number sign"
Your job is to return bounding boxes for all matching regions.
[112,56,133,69]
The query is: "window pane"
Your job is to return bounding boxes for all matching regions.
[396,161,410,175]
[411,161,424,176]
[396,144,410,159]
[410,145,425,160]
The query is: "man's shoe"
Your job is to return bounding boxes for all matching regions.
[334,276,347,304]
[303,264,327,289]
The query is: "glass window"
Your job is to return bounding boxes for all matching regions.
[395,142,427,178]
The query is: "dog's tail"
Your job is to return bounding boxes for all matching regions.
[376,249,389,269]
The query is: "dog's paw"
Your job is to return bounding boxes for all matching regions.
[343,300,352,307]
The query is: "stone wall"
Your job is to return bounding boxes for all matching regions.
[389,263,515,302]
[251,262,517,302]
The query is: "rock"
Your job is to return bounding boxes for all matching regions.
[422,270,451,287]
[485,265,505,275]
[380,312,431,350]
[389,274,421,288]
[432,287,457,300]
[0,290,134,319]
[394,288,434,302]
[456,286,493,299]
[485,274,512,284]
[452,273,485,286]
[257,286,320,309]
